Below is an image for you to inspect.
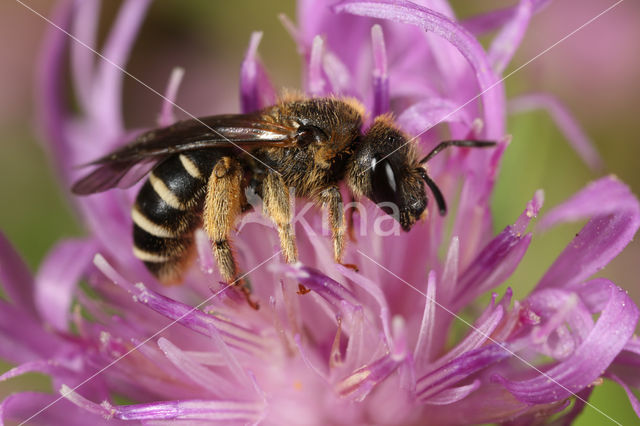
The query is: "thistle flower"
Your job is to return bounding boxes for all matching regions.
[2,0,639,424]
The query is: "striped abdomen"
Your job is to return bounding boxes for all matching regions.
[132,150,223,283]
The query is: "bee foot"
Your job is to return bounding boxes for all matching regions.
[339,262,359,272]
[347,226,358,243]
[297,283,311,295]
[237,282,260,310]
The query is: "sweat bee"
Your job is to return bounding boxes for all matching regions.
[73,95,495,295]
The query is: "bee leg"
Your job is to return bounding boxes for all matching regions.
[262,173,298,263]
[203,157,243,284]
[318,186,357,272]
[319,186,345,262]
[297,284,311,295]
[346,192,358,243]
[238,284,260,310]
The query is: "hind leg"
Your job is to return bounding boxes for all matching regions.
[203,157,243,283]
[203,157,258,308]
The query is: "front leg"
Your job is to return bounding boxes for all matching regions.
[318,186,346,263]
[262,173,298,263]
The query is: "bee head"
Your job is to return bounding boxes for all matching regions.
[348,116,436,232]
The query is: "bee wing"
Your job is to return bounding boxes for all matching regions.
[72,113,298,195]
[71,158,159,195]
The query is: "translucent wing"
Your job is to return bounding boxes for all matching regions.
[72,113,297,194]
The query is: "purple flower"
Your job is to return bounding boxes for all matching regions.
[2,0,639,424]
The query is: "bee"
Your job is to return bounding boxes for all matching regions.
[73,95,495,295]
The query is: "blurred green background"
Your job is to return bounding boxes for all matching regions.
[1,0,639,424]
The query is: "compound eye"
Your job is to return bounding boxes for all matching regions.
[295,124,328,146]
[370,157,399,206]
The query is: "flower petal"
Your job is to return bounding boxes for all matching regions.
[37,0,74,182]
[417,304,505,396]
[281,10,354,98]
[322,49,354,95]
[60,385,265,422]
[0,359,69,384]
[278,13,307,55]
[157,337,241,399]
[35,238,97,331]
[539,176,639,230]
[240,32,276,113]
[509,93,603,170]
[294,334,330,383]
[0,300,66,363]
[334,0,506,138]
[0,232,37,316]
[413,270,437,368]
[338,264,392,346]
[526,288,593,360]
[436,302,504,366]
[70,0,99,112]
[439,236,459,304]
[424,382,570,425]
[462,0,551,35]
[537,176,640,290]
[550,387,594,426]
[195,228,216,276]
[93,255,266,354]
[493,282,638,404]
[607,373,640,417]
[624,336,640,356]
[416,344,511,399]
[488,0,533,74]
[157,67,184,127]
[453,190,543,309]
[450,136,512,267]
[308,36,328,96]
[396,97,473,135]
[423,379,480,405]
[1,391,110,426]
[335,354,402,402]
[92,0,152,130]
[370,24,389,116]
[277,263,358,312]
[298,0,372,76]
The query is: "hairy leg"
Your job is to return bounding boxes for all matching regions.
[318,186,345,262]
[319,187,358,272]
[203,157,243,283]
[262,172,298,263]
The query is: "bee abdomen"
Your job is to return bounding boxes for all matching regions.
[132,152,222,283]
[132,222,194,283]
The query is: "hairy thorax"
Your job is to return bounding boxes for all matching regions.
[253,143,354,197]
[251,97,364,196]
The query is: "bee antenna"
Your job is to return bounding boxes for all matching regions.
[417,168,446,216]
[419,140,496,164]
